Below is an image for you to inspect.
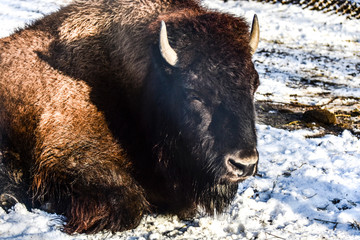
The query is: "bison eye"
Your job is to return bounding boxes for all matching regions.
[191,97,202,103]
[189,98,212,132]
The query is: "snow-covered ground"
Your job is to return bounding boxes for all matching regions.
[209,0,360,109]
[0,0,360,239]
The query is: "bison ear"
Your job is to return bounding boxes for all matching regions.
[249,14,260,55]
[159,21,178,67]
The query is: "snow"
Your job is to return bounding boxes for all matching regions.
[0,0,71,38]
[203,0,360,107]
[0,0,360,239]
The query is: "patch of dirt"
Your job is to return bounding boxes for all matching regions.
[256,98,360,138]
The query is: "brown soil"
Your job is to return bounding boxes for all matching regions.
[256,99,360,138]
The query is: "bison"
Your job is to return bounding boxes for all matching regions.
[0,0,260,234]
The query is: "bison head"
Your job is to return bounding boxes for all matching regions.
[142,13,260,214]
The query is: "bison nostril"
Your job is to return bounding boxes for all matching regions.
[228,158,245,176]
[225,148,258,179]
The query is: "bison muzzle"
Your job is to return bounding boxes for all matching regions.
[0,0,260,234]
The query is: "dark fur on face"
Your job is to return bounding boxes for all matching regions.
[0,0,259,234]
[138,13,259,216]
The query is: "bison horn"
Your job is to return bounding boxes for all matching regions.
[159,21,178,67]
[249,14,260,55]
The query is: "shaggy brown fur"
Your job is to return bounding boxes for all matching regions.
[0,0,259,234]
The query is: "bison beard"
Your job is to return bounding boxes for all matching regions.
[0,0,260,234]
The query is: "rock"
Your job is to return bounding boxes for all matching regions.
[303,109,337,125]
